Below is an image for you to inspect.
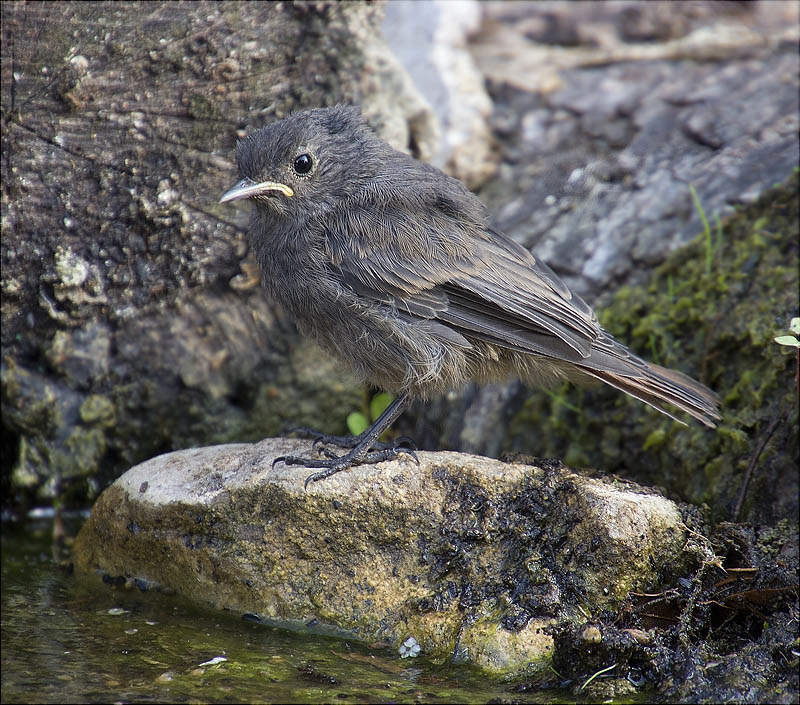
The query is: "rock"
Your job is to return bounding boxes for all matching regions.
[472,1,799,297]
[73,440,693,675]
[383,0,496,189]
[0,1,424,504]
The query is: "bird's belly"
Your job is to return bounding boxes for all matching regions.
[294,298,470,398]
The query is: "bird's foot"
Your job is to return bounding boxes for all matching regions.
[273,444,419,488]
[286,426,415,452]
[285,426,348,444]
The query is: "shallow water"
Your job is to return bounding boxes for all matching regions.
[1,515,580,704]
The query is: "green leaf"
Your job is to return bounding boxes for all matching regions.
[370,392,393,422]
[347,411,369,436]
[643,428,667,450]
[774,335,800,348]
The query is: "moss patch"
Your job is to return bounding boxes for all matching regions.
[506,173,799,523]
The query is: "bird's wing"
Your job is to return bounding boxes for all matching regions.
[322,198,608,365]
[321,196,720,426]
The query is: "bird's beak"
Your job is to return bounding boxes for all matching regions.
[219,178,294,203]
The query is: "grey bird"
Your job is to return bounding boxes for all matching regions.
[220,106,720,486]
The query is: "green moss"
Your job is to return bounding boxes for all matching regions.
[10,437,41,489]
[507,174,799,522]
[643,428,667,451]
[63,426,107,479]
[79,394,116,427]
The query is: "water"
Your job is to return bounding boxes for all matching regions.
[1,515,574,704]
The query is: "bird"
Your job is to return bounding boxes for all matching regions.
[220,105,720,486]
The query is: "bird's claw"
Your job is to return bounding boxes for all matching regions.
[393,436,417,450]
[396,446,419,465]
[287,446,419,489]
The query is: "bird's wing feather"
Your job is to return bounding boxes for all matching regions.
[323,199,601,361]
[324,194,717,427]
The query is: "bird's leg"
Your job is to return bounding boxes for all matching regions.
[285,394,418,451]
[274,393,418,487]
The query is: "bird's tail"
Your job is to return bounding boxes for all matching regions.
[579,361,720,427]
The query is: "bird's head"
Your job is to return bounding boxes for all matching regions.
[220,105,382,222]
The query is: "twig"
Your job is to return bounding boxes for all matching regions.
[580,662,617,691]
[732,413,783,521]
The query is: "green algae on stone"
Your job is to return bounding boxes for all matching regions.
[79,394,116,426]
[507,174,799,523]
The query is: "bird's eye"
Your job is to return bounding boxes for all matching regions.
[293,153,313,175]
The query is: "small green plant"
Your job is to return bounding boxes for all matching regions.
[689,183,715,275]
[346,392,393,436]
[774,317,800,348]
[542,384,581,413]
[580,662,617,691]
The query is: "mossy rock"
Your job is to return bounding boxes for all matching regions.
[507,173,799,523]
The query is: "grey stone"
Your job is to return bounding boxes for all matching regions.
[383,0,496,189]
[74,440,695,675]
[472,4,799,297]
